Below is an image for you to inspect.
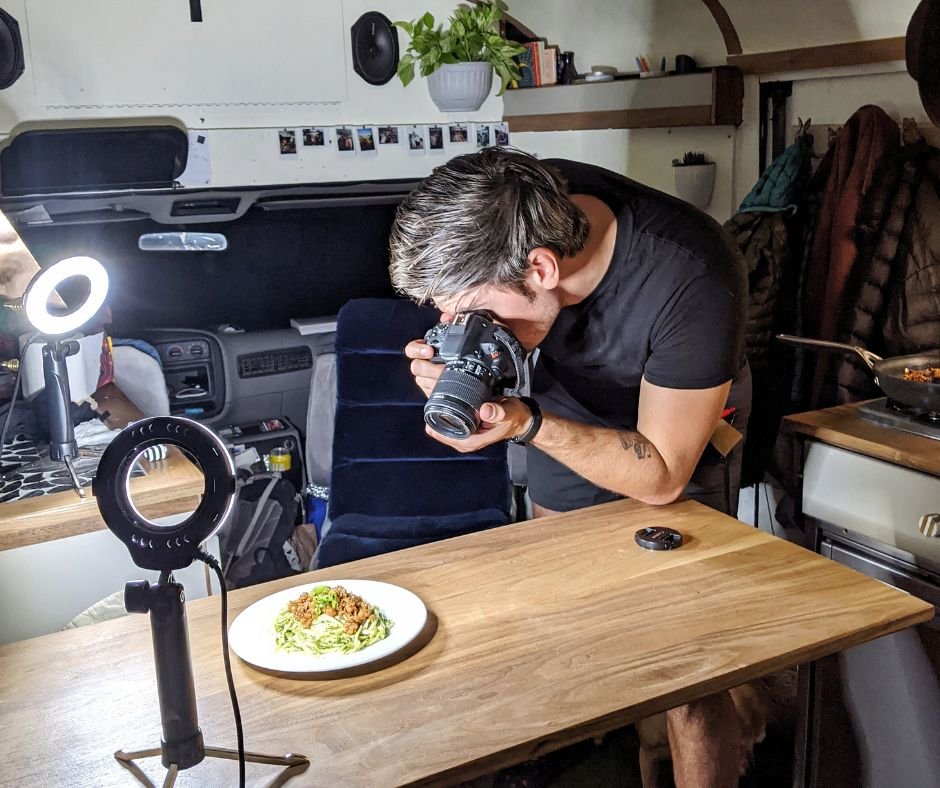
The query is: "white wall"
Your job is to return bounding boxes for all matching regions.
[508,0,929,223]
[0,0,933,215]
[0,0,505,187]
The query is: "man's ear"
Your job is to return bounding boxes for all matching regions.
[526,247,561,291]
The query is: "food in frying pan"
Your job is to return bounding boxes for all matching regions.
[902,367,940,383]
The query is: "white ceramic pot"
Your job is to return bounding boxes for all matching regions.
[673,162,715,209]
[427,62,493,112]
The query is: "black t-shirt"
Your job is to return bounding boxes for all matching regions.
[528,159,748,509]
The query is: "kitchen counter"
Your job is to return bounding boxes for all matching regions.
[0,497,930,787]
[0,383,204,552]
[781,400,940,477]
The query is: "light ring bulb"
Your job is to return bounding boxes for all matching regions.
[24,256,109,336]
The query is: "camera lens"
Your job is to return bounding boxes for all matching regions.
[424,362,493,439]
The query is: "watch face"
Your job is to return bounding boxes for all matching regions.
[350,11,399,86]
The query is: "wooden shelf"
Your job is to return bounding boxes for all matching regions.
[727,37,906,75]
[503,66,743,133]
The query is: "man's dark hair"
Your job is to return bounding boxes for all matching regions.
[389,148,589,303]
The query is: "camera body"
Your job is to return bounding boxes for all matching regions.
[423,311,528,439]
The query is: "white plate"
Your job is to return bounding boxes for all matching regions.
[228,579,427,674]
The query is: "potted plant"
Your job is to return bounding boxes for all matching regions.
[672,151,715,208]
[396,1,526,112]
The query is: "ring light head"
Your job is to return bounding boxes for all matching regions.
[24,256,109,336]
[94,417,237,571]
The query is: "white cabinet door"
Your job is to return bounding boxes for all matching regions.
[25,0,347,107]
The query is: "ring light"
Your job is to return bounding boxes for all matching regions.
[24,256,109,336]
[94,417,237,571]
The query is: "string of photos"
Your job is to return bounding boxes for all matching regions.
[276,122,510,157]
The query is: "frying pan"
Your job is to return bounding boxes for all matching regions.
[777,334,940,411]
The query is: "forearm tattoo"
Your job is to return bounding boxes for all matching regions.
[618,432,652,460]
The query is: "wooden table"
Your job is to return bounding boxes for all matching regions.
[0,498,931,787]
[0,383,204,551]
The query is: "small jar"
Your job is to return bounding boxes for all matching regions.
[559,51,578,85]
[268,446,292,473]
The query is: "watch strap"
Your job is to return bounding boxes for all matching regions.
[508,396,542,445]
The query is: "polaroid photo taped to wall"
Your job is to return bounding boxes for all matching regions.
[407,125,426,153]
[475,123,491,149]
[336,127,356,155]
[378,125,400,145]
[428,125,445,153]
[356,126,377,156]
[278,128,298,157]
[302,127,328,147]
[493,122,510,146]
[448,123,469,144]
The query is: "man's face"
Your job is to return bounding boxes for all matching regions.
[435,284,560,351]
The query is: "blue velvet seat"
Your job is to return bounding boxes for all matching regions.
[315,298,514,567]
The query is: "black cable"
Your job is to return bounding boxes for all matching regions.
[0,332,40,472]
[196,549,245,788]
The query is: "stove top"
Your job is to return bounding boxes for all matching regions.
[857,398,940,442]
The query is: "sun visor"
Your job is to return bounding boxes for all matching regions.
[0,126,188,196]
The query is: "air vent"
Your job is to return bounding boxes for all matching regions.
[170,197,240,217]
[237,347,313,379]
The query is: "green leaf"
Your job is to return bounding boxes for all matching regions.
[394,20,413,36]
[398,60,415,87]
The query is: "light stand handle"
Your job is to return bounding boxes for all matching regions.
[41,338,79,462]
[125,578,206,772]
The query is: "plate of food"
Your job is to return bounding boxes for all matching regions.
[228,579,427,675]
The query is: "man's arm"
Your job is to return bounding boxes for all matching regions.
[435,378,730,506]
[406,337,731,505]
[527,378,731,505]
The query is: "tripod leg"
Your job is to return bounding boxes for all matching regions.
[115,748,161,788]
[114,749,182,788]
[162,764,179,788]
[115,745,309,788]
[203,746,311,786]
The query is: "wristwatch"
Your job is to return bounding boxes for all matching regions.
[508,396,543,445]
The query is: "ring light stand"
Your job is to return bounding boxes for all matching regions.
[18,256,110,497]
[94,417,309,787]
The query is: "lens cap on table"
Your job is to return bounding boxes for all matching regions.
[634,526,683,550]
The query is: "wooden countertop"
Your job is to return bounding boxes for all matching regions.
[781,401,940,477]
[0,384,204,551]
[0,498,930,787]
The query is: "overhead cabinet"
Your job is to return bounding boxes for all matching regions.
[503,67,743,132]
[24,0,347,108]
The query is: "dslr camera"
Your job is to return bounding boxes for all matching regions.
[423,311,528,439]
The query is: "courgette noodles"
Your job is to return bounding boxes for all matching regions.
[273,584,393,655]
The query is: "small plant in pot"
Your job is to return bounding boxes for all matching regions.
[672,151,715,209]
[396,1,526,112]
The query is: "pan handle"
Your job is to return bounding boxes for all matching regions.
[776,334,883,371]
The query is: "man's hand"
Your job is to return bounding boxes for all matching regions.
[426,397,533,452]
[403,311,454,397]
[404,313,533,450]
[404,337,444,398]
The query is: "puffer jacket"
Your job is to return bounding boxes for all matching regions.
[824,142,940,402]
[722,137,811,486]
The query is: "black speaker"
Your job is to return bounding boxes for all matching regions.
[0,7,24,90]
[350,11,399,86]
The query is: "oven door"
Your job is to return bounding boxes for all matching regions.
[807,530,940,788]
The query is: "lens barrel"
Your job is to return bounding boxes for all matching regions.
[424,364,493,439]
